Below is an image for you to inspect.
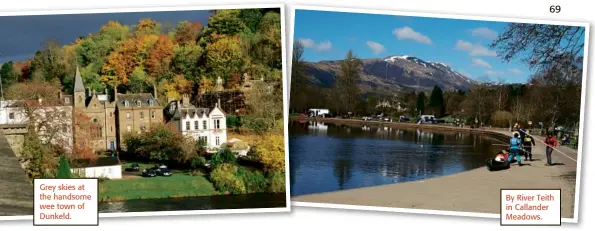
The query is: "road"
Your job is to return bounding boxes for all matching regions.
[0,132,34,216]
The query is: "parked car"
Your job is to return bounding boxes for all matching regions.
[399,116,410,122]
[157,168,172,177]
[142,169,157,177]
[131,164,140,171]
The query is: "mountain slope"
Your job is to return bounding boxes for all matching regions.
[304,55,479,96]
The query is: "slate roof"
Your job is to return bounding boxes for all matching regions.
[70,157,121,168]
[116,93,160,108]
[74,66,85,93]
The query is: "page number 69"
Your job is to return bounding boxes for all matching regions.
[550,5,561,13]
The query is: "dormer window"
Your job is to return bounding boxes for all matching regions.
[137,100,142,107]
[124,101,129,107]
[148,99,153,106]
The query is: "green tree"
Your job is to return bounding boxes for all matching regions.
[56,155,73,179]
[289,41,310,113]
[0,61,18,88]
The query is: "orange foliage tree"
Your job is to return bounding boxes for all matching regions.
[72,110,97,161]
[175,21,203,45]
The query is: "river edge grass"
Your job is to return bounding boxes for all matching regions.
[98,174,220,202]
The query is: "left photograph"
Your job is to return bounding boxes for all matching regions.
[0,4,288,218]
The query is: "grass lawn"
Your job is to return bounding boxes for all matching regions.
[99,174,218,202]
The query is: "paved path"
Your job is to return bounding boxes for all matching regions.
[0,133,34,216]
[292,123,579,219]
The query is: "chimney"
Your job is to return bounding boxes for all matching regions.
[87,87,91,97]
[217,98,221,108]
[153,84,158,101]
[182,94,190,106]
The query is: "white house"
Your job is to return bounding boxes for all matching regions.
[71,157,122,179]
[166,94,228,150]
[1,98,74,153]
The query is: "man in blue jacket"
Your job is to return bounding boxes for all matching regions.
[508,133,523,166]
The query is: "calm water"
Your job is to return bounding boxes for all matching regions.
[99,193,286,213]
[289,121,504,196]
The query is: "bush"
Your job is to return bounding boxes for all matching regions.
[236,167,268,193]
[190,156,206,169]
[242,116,269,133]
[227,115,241,128]
[210,164,246,194]
[209,149,237,169]
[268,172,286,193]
[56,155,72,179]
[255,134,285,173]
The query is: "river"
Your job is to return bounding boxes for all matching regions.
[99,193,286,213]
[288,120,503,196]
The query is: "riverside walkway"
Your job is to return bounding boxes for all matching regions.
[0,132,34,216]
[292,118,579,220]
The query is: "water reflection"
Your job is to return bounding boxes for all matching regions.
[98,193,286,213]
[289,121,502,196]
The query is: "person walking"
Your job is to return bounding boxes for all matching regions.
[544,133,559,166]
[508,133,522,166]
[523,133,536,161]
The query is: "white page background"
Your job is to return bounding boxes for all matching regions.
[1,0,593,230]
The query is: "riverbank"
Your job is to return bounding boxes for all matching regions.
[291,117,579,219]
[99,174,219,202]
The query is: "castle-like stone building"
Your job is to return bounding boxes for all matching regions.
[72,66,163,153]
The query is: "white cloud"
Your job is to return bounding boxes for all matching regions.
[485,70,504,76]
[508,68,523,75]
[392,27,432,45]
[471,58,492,69]
[470,27,498,40]
[297,38,332,51]
[455,40,497,57]
[366,41,386,55]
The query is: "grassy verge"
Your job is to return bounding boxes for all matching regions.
[99,174,218,202]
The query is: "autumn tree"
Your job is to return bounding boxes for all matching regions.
[146,35,175,80]
[163,74,193,100]
[174,21,203,45]
[135,19,159,38]
[205,35,246,84]
[72,110,97,161]
[254,133,285,173]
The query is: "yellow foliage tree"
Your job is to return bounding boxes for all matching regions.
[163,74,193,100]
[255,134,285,173]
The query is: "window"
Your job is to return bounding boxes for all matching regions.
[93,103,97,108]
[151,111,156,119]
[215,136,220,146]
[186,121,190,130]
[137,100,142,107]
[140,112,144,119]
[127,125,132,132]
[110,126,113,133]
[203,121,207,130]
[109,111,113,118]
[124,101,129,107]
[214,119,220,129]
[65,97,70,104]
[126,112,131,119]
[8,113,14,119]
[62,124,67,133]
[194,121,199,130]
[148,99,153,106]
[199,136,208,146]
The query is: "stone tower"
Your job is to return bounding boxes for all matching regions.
[73,66,86,108]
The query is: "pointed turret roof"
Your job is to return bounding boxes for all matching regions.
[74,66,85,93]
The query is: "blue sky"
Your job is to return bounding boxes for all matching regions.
[294,9,540,84]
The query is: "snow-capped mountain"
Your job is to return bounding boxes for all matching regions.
[304,55,479,96]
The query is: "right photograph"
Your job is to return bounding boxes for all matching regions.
[287,6,588,222]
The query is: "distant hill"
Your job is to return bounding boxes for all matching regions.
[304,55,481,96]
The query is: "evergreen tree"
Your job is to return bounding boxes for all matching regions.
[428,85,445,117]
[56,155,73,179]
[416,92,426,116]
